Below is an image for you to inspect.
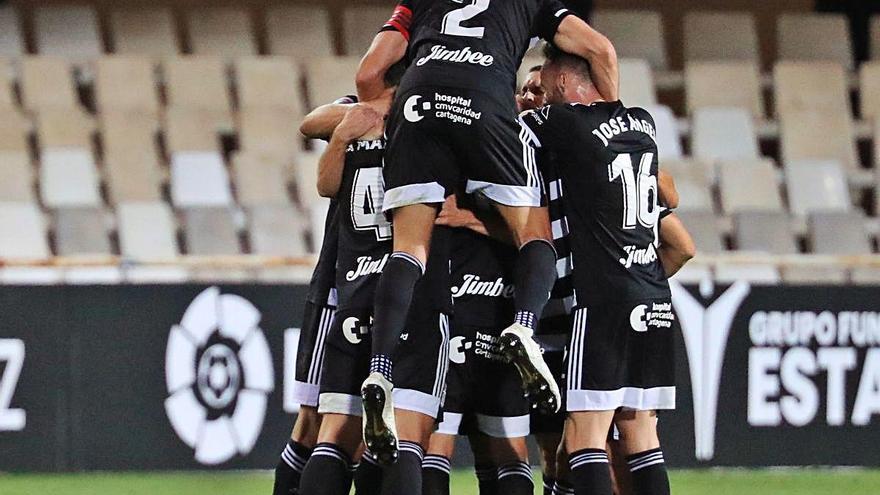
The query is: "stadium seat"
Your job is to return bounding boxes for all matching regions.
[164,57,234,131]
[675,210,725,253]
[265,5,335,59]
[36,110,93,149]
[719,159,783,214]
[859,62,880,120]
[591,10,667,70]
[164,108,220,154]
[685,61,763,118]
[101,113,163,204]
[734,211,798,254]
[872,16,880,60]
[117,201,179,258]
[809,211,872,255]
[235,57,304,116]
[21,57,84,114]
[95,57,160,117]
[0,59,14,110]
[0,6,24,56]
[663,159,714,212]
[181,207,241,255]
[618,59,656,108]
[0,110,31,152]
[779,108,859,177]
[186,6,256,57]
[642,105,682,160]
[247,204,309,256]
[109,7,179,57]
[39,149,102,208]
[0,202,50,259]
[342,6,392,56]
[306,56,361,108]
[691,107,760,163]
[53,207,112,256]
[33,5,102,62]
[170,151,233,207]
[683,12,759,63]
[714,263,781,284]
[774,61,849,117]
[232,152,291,206]
[0,151,34,202]
[785,160,851,216]
[237,109,300,160]
[777,13,853,69]
[294,149,322,211]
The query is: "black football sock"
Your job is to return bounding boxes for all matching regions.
[273,440,312,495]
[380,440,424,495]
[474,463,499,495]
[370,252,425,381]
[513,240,557,330]
[568,448,612,495]
[422,454,451,495]
[542,475,556,495]
[626,448,670,495]
[353,451,383,495]
[298,443,353,495]
[497,461,534,495]
[552,479,574,495]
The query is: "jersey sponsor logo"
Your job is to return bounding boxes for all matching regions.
[345,139,385,152]
[591,114,656,147]
[405,92,483,125]
[404,95,426,122]
[415,44,494,68]
[449,336,472,364]
[342,316,371,344]
[619,243,659,268]
[451,274,514,299]
[629,302,674,332]
[345,254,390,281]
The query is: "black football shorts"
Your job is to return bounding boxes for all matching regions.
[566,299,676,412]
[291,297,337,408]
[382,85,541,211]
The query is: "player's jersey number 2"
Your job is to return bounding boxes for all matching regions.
[608,152,658,231]
[351,167,392,241]
[441,0,490,38]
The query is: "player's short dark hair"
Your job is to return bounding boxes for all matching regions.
[528,64,543,73]
[385,61,406,88]
[542,43,592,82]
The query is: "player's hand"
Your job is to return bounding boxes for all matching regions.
[436,195,482,229]
[335,104,383,141]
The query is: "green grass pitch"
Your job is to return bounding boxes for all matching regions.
[1,469,878,494]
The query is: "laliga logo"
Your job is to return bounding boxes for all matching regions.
[404,95,430,122]
[670,279,750,461]
[164,287,275,465]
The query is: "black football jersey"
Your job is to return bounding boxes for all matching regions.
[381,0,572,96]
[449,227,516,328]
[335,138,392,311]
[520,102,670,306]
[306,200,339,306]
[536,153,574,339]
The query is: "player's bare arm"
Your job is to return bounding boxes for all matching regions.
[300,102,353,139]
[317,105,383,197]
[552,16,619,101]
[658,170,679,209]
[436,195,518,244]
[356,31,407,102]
[658,213,696,277]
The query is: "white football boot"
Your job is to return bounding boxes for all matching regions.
[360,372,399,465]
[498,323,562,414]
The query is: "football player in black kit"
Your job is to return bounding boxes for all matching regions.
[353,0,620,467]
[519,45,678,495]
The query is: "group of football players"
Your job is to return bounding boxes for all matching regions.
[272,1,695,494]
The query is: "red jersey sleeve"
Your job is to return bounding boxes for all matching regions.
[380,1,414,41]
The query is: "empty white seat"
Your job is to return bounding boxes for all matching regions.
[237,109,300,161]
[265,5,334,59]
[21,57,83,114]
[0,202,49,260]
[294,150,322,212]
[0,6,24,56]
[232,152,291,206]
[40,150,102,208]
[675,210,725,254]
[734,212,798,254]
[778,13,853,69]
[307,56,361,108]
[692,107,759,163]
[786,160,851,216]
[164,57,233,130]
[117,201,179,258]
[308,199,331,253]
[186,7,256,57]
[618,59,656,108]
[95,56,160,117]
[859,62,880,121]
[170,152,233,207]
[685,61,763,118]
[235,57,304,115]
[342,6,392,56]
[662,159,713,212]
[248,204,309,256]
[719,159,783,214]
[591,10,667,70]
[181,207,241,255]
[779,108,859,176]
[33,5,102,62]
[809,212,872,255]
[54,207,111,256]
[109,7,178,57]
[683,12,759,63]
[642,105,681,160]
[714,263,781,284]
[774,62,849,117]
[0,151,34,202]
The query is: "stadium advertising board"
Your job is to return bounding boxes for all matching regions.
[0,283,878,471]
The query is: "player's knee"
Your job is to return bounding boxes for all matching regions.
[487,436,529,465]
[291,405,322,446]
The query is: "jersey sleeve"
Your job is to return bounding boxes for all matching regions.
[379,0,415,41]
[518,104,578,150]
[530,0,574,40]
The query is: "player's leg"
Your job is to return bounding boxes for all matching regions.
[487,435,532,495]
[533,432,562,494]
[607,426,634,495]
[529,346,568,495]
[423,432,456,495]
[298,413,362,495]
[615,410,668,495]
[564,411,616,495]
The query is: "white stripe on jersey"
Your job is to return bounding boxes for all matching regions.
[556,256,572,278]
[548,179,563,201]
[551,218,570,240]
